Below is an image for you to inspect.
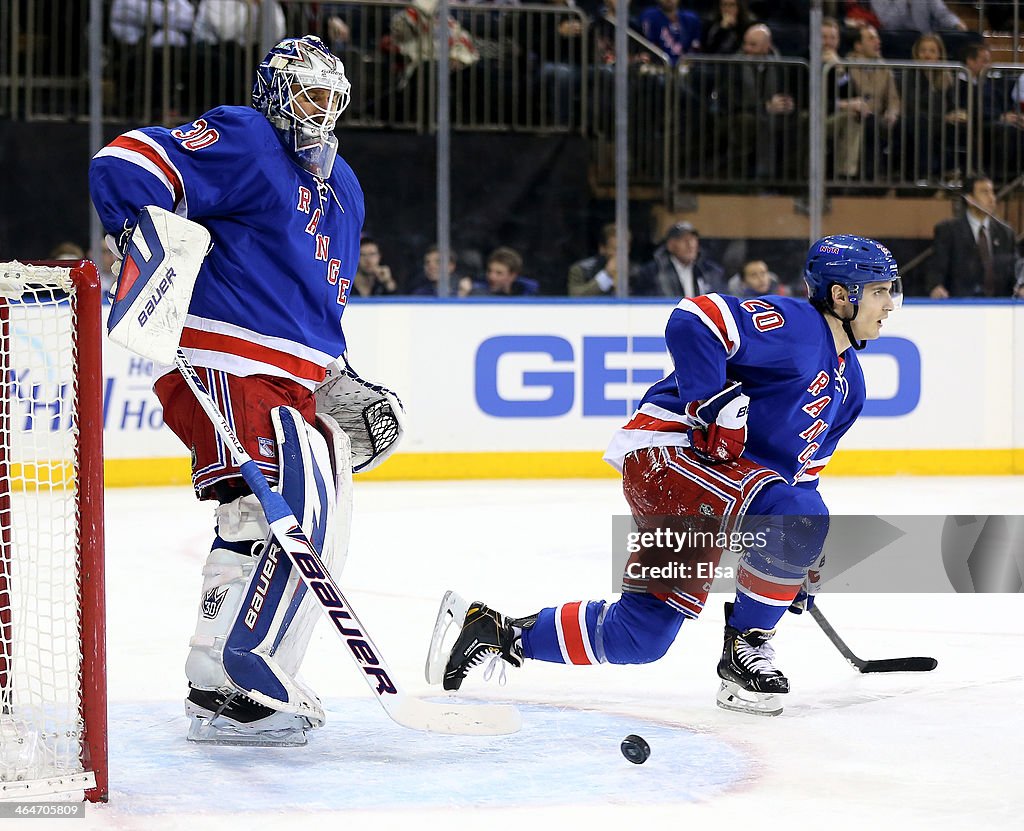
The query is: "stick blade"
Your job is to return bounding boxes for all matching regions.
[388,696,522,736]
[858,657,938,674]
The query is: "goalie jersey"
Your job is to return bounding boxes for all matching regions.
[89,105,365,390]
[604,294,866,485]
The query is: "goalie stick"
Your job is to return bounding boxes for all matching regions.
[172,351,521,736]
[810,605,938,674]
[105,209,519,735]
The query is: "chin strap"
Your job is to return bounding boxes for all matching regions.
[825,304,866,351]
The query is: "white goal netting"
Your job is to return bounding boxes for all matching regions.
[0,262,97,800]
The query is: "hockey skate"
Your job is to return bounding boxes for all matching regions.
[716,602,790,717]
[185,686,317,747]
[425,591,524,691]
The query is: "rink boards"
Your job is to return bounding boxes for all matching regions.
[10,299,1020,484]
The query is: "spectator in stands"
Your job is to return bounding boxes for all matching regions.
[110,0,194,47]
[407,245,461,296]
[192,1,286,111]
[567,223,642,296]
[726,258,787,297]
[869,1,965,34]
[529,0,587,128]
[821,15,842,64]
[460,247,540,296]
[827,24,900,180]
[635,221,724,297]
[714,23,800,179]
[324,11,352,54]
[89,242,119,296]
[352,236,398,298]
[702,0,756,56]
[192,0,279,44]
[109,0,195,117]
[868,0,971,61]
[947,43,1024,183]
[48,241,86,261]
[842,2,881,29]
[928,175,1019,298]
[390,0,479,87]
[638,0,702,66]
[903,32,956,182]
[966,44,1024,182]
[744,1,808,56]
[193,0,286,45]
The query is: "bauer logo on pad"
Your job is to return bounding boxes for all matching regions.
[107,205,210,364]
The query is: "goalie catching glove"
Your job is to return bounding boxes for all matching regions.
[687,381,749,464]
[315,354,406,473]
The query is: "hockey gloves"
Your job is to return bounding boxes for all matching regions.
[688,381,749,465]
[788,552,825,615]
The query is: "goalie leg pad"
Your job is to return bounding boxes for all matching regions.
[316,412,353,576]
[185,535,260,691]
[220,406,338,724]
[214,492,270,542]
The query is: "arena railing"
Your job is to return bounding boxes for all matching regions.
[0,1,590,135]
[672,54,810,194]
[587,15,674,203]
[5,2,1022,201]
[821,58,971,192]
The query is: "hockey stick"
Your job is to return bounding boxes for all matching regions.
[810,605,938,674]
[173,350,521,736]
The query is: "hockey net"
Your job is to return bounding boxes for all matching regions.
[0,261,107,802]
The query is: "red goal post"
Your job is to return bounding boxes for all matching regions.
[0,259,107,802]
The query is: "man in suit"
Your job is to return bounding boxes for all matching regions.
[929,175,1019,298]
[636,221,725,298]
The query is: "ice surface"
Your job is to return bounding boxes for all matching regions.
[84,477,1024,829]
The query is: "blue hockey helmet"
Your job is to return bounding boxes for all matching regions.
[804,234,902,310]
[252,36,351,179]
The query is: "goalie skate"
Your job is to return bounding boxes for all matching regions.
[425,591,523,691]
[185,687,316,747]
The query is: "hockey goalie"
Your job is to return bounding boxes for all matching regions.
[90,35,405,745]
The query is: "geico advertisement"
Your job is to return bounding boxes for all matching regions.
[5,301,1017,460]
[340,302,1020,453]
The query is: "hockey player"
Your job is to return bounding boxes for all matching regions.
[427,235,900,716]
[90,36,405,744]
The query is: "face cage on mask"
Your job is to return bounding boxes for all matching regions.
[285,77,348,139]
[266,73,349,179]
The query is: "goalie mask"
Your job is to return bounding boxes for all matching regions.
[252,36,351,179]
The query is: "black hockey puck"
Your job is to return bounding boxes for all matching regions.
[620,734,650,765]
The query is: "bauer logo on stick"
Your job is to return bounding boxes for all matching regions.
[107,205,210,364]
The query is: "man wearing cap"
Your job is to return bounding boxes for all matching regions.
[636,221,725,297]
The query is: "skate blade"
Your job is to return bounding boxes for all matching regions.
[186,715,309,746]
[715,680,783,717]
[424,590,469,685]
